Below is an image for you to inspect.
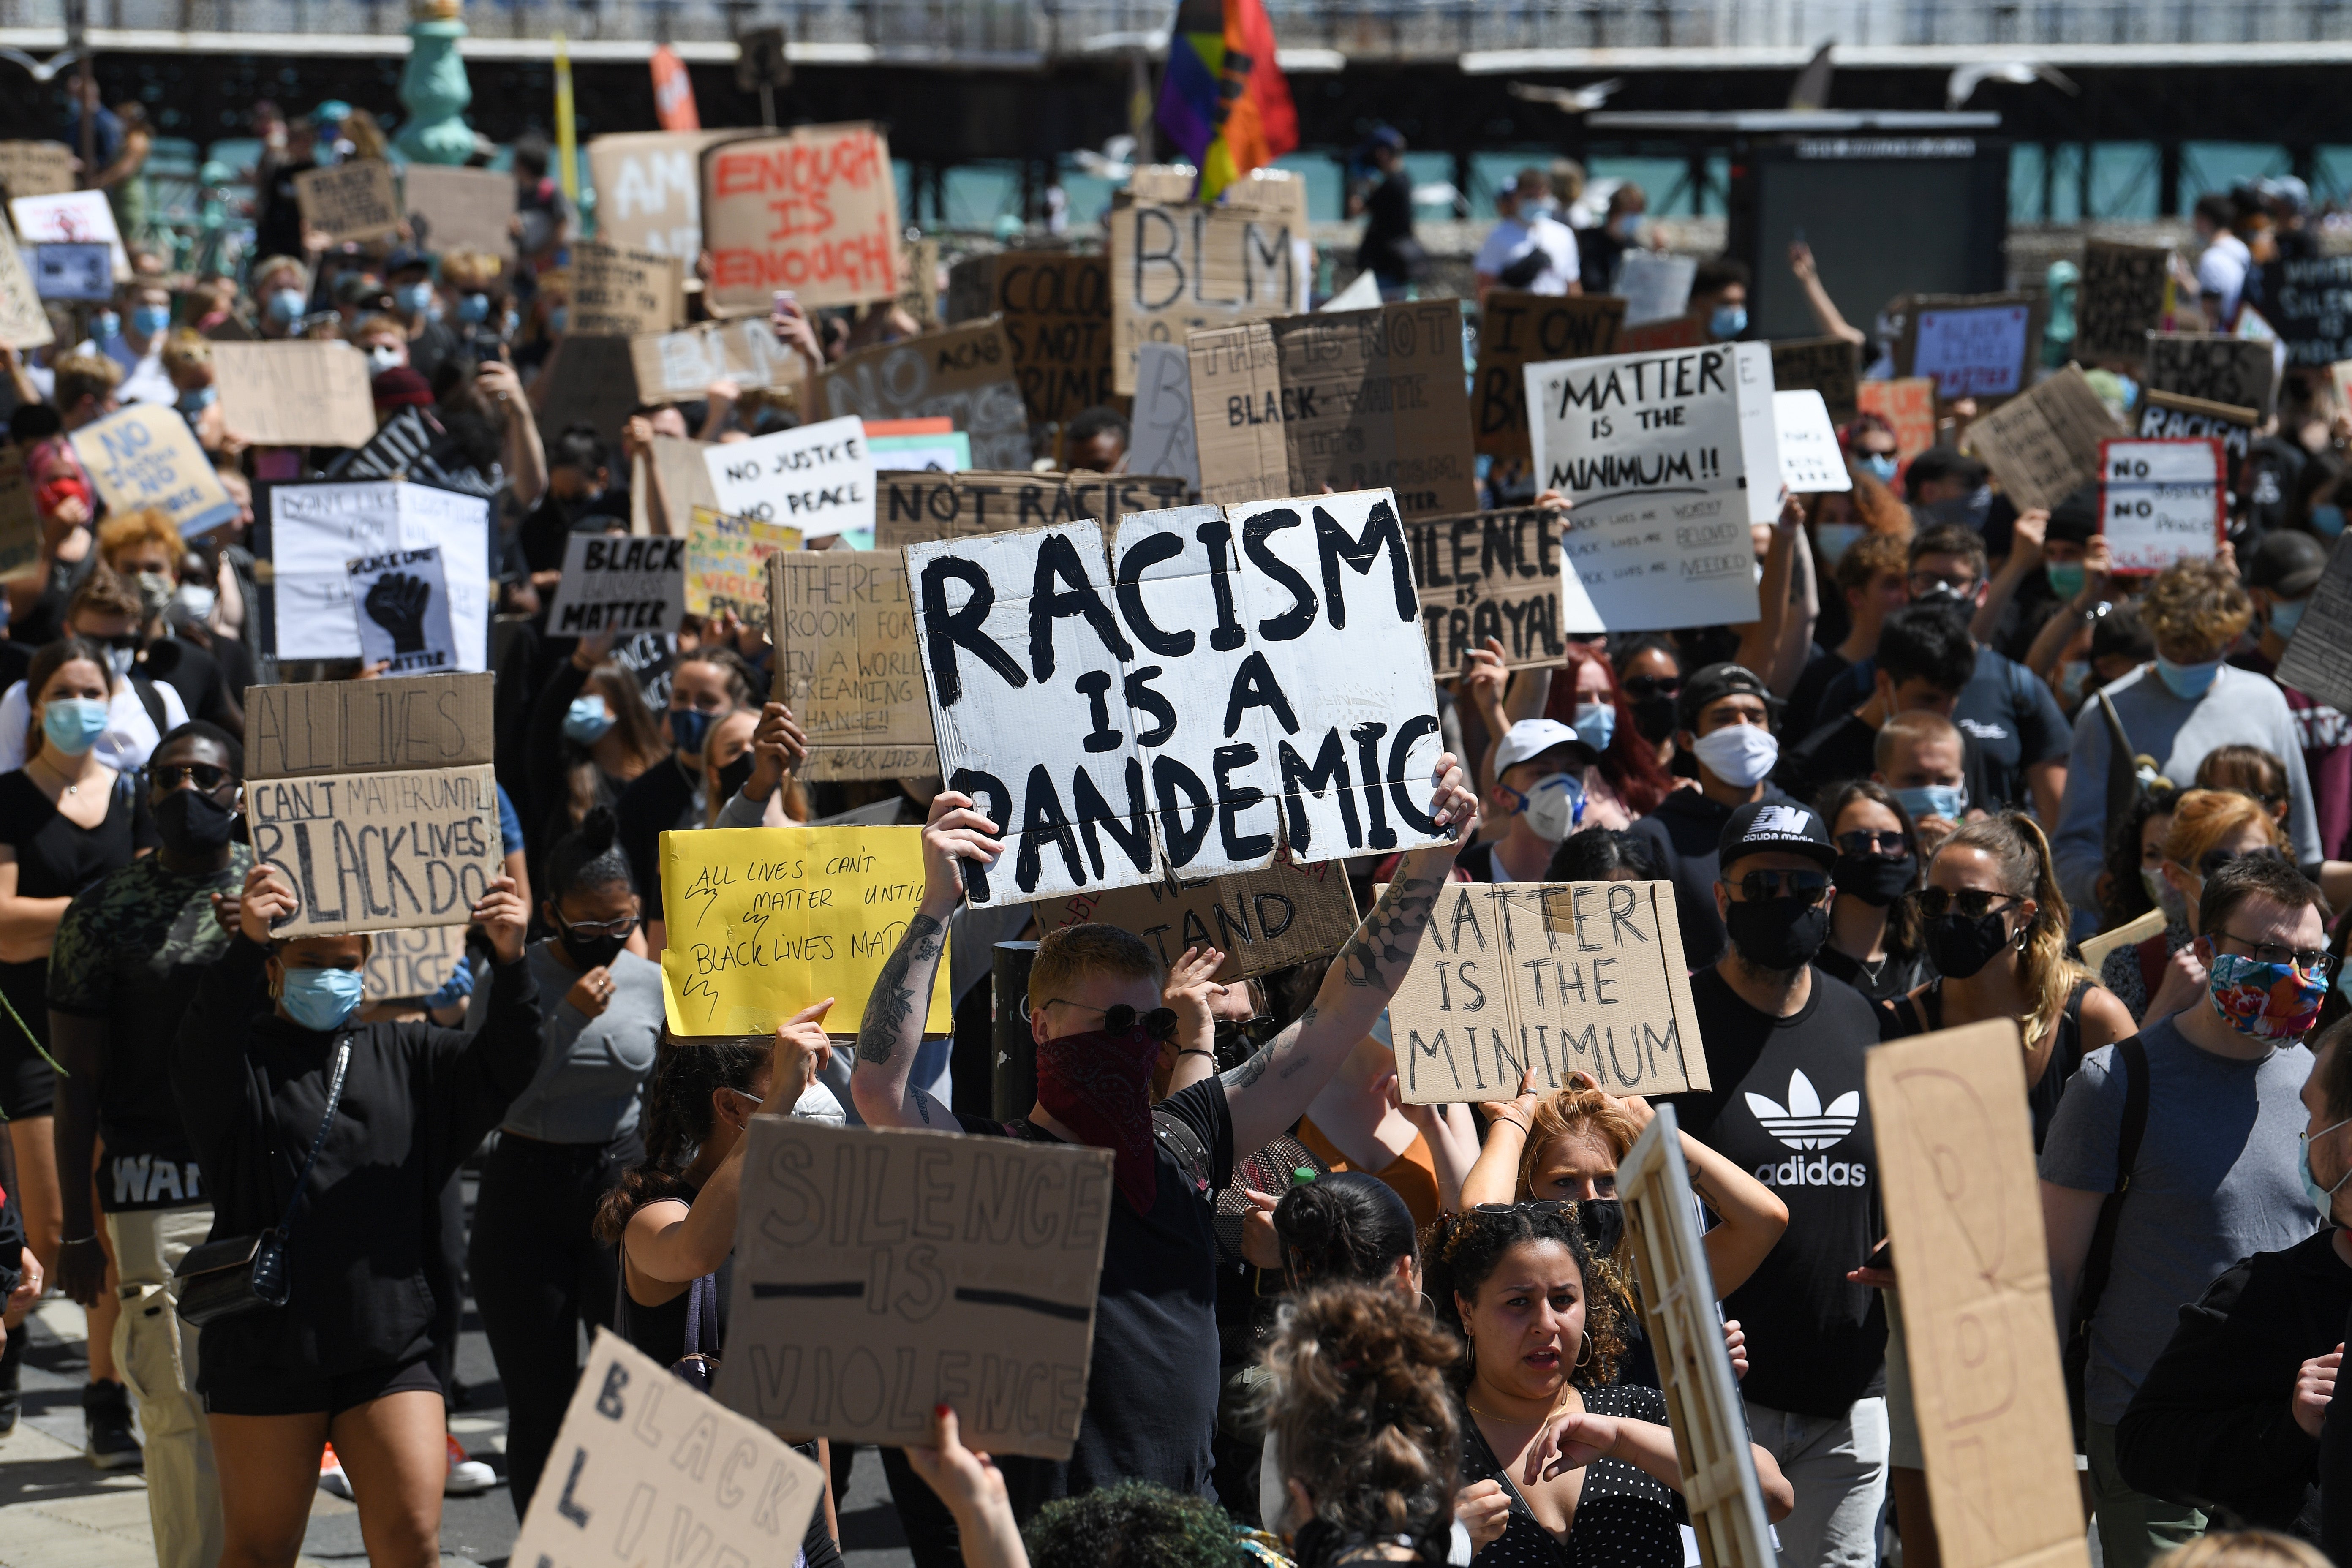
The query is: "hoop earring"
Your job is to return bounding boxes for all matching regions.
[1573,1336,1592,1369]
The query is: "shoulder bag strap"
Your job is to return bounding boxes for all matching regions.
[2072,1037,2150,1340]
[272,1038,352,1237]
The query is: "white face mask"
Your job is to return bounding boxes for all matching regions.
[1521,771,1584,843]
[365,343,403,374]
[1691,723,1778,788]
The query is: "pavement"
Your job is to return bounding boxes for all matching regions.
[0,1174,918,1568]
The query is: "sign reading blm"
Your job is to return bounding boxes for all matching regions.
[907,493,1451,906]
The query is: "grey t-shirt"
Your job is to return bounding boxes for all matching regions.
[471,942,665,1144]
[2039,1015,2318,1424]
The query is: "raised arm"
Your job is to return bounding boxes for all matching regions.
[851,792,1002,1130]
[1220,754,1478,1155]
[1787,242,1867,347]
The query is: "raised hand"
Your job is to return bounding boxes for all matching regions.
[238,862,298,942]
[772,998,836,1110]
[919,790,1004,916]
[469,874,529,964]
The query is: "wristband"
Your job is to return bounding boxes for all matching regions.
[1177,1048,1214,1060]
[60,1235,98,1248]
[1494,1116,1529,1135]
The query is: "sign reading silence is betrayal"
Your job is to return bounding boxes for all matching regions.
[721,1120,1113,1460]
[907,492,1451,907]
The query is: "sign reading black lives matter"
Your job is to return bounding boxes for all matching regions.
[721,1120,1114,1459]
[542,535,688,635]
[907,490,1451,906]
[1526,343,1778,631]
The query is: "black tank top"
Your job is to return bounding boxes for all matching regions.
[615,1182,732,1368]
[1882,977,2090,1152]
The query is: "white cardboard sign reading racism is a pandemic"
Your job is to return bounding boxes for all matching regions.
[704,414,876,536]
[2098,437,2225,573]
[345,546,456,676]
[269,482,490,670]
[543,535,689,636]
[1772,390,1853,495]
[1526,343,1776,632]
[907,491,1450,906]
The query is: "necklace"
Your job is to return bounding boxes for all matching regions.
[1466,1390,1574,1424]
[32,751,82,796]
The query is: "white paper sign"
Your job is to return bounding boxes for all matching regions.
[1617,251,1696,327]
[907,493,1449,906]
[269,482,490,669]
[1128,341,1201,491]
[509,1328,824,1568]
[345,546,456,675]
[1913,304,2032,398]
[9,190,126,278]
[1772,390,1853,494]
[704,414,876,535]
[543,534,689,636]
[1526,344,1769,631]
[2099,437,2224,572]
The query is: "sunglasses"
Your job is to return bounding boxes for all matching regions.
[150,762,230,791]
[1734,869,1830,903]
[1622,675,1681,700]
[1835,829,1909,857]
[1910,887,2021,920]
[2198,845,2290,878]
[558,913,640,939]
[1045,999,1180,1044]
[2213,931,2341,981]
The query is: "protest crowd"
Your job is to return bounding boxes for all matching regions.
[14,35,2352,1568]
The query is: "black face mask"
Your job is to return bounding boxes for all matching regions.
[1724,896,1831,972]
[1924,909,2017,980]
[1832,852,1916,908]
[556,919,629,972]
[1576,1196,1625,1259]
[1631,693,1679,744]
[154,788,235,855]
[714,751,754,804]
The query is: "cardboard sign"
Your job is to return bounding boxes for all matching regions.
[1472,292,1627,460]
[1525,342,1776,631]
[721,1120,1112,1458]
[1906,298,2035,400]
[346,546,457,675]
[2097,438,2225,573]
[1619,1107,1779,1568]
[0,141,73,199]
[872,470,1189,550]
[1771,335,1860,424]
[1388,881,1705,1103]
[1128,340,1201,490]
[1958,366,2120,513]
[243,674,501,938]
[631,318,804,400]
[2273,255,2352,370]
[519,1330,825,1568]
[588,130,738,257]
[70,404,239,540]
[1857,377,1937,462]
[292,159,403,244]
[0,228,52,350]
[816,320,1030,472]
[1617,251,1697,327]
[1402,506,1573,676]
[946,252,1114,423]
[767,550,937,781]
[2276,534,2352,714]
[906,494,1448,906]
[362,923,466,1002]
[10,190,125,278]
[267,482,490,670]
[400,163,512,256]
[1868,1022,2091,1568]
[704,414,874,536]
[2078,240,2173,366]
[1616,314,1710,354]
[1029,856,1358,983]
[1187,322,1288,506]
[571,242,686,338]
[2145,332,2276,417]
[2136,389,2255,481]
[656,824,950,1037]
[686,507,802,624]
[1108,198,1310,395]
[531,334,643,455]
[0,450,37,583]
[544,535,688,635]
[703,123,900,313]
[210,340,377,449]
[32,242,109,302]
[1774,390,1853,494]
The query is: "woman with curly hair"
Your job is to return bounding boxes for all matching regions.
[1428,1205,1792,1568]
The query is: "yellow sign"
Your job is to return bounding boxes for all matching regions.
[657,824,950,1038]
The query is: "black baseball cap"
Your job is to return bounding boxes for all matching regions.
[1677,662,1775,732]
[2248,530,2327,599]
[1717,799,1838,873]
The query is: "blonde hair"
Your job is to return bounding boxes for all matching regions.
[1520,1086,1642,1209]
[1874,708,1962,776]
[2162,787,2284,871]
[1933,812,2087,1052]
[2142,558,2254,655]
[2152,1532,2332,1568]
[1029,923,1164,1004]
[159,328,211,377]
[441,248,506,290]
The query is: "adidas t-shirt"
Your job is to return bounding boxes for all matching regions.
[1669,964,1887,1418]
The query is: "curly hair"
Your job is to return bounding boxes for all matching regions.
[1259,1282,1462,1565]
[1274,1172,1420,1288]
[1023,1481,1247,1568]
[591,1039,768,1244]
[1932,812,2087,1053]
[2141,557,2253,657]
[2099,781,2179,928]
[1425,1204,1625,1390]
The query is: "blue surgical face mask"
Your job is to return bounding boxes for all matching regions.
[1710,304,1748,340]
[2312,504,2347,540]
[549,305,569,335]
[268,288,306,324]
[1571,700,1616,754]
[668,705,714,757]
[457,291,490,325]
[279,966,365,1032]
[2046,561,2086,599]
[395,281,435,316]
[2156,655,2224,701]
[177,384,217,415]
[1895,782,1968,822]
[565,695,616,745]
[1813,520,1865,568]
[1859,452,1899,484]
[2273,597,2310,637]
[41,696,108,756]
[131,304,169,339]
[93,310,121,340]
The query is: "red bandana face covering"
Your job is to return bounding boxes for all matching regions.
[1034,1025,1162,1214]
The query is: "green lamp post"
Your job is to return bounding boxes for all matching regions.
[395,0,476,166]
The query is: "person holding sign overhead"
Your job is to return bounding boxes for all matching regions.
[853,756,1476,1514]
[616,650,755,954]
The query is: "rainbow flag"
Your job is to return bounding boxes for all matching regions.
[1156,0,1298,203]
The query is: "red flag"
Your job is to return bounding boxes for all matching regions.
[651,46,700,132]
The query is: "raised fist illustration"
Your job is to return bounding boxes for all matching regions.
[364,572,433,653]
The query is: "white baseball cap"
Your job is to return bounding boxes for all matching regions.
[1494,718,1591,773]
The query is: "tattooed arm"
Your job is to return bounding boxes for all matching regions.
[850,791,1005,1131]
[1221,752,1479,1155]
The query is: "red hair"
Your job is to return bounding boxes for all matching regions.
[1543,642,1672,815]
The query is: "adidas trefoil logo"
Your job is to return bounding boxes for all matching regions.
[1745,1070,1860,1151]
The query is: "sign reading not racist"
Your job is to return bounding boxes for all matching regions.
[907,493,1449,906]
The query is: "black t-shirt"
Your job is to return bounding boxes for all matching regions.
[1669,965,1886,1418]
[953,1078,1233,1501]
[1783,644,1852,742]
[142,636,234,728]
[408,319,460,389]
[1358,174,1416,278]
[0,769,153,1051]
[1776,713,1876,811]
[618,758,702,920]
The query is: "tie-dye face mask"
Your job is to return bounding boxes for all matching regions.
[2207,950,2328,1041]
